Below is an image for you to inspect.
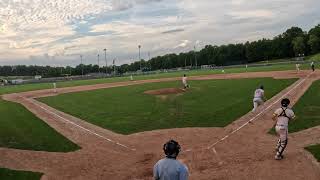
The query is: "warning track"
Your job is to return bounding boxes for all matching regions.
[0,70,319,180]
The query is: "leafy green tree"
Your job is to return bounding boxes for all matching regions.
[292,36,306,56]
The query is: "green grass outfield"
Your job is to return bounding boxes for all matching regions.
[0,99,80,152]
[0,62,315,95]
[0,168,42,180]
[305,144,320,162]
[288,80,320,133]
[39,78,296,134]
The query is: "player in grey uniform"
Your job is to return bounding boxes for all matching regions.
[252,85,265,112]
[272,98,295,160]
[153,140,189,180]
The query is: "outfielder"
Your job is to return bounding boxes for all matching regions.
[153,140,189,180]
[272,98,295,160]
[295,64,300,72]
[53,82,57,93]
[311,61,315,72]
[182,74,189,89]
[252,85,265,112]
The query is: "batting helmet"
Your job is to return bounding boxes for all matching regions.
[260,85,264,90]
[163,140,181,159]
[281,98,290,107]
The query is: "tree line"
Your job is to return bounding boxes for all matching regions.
[1,24,320,78]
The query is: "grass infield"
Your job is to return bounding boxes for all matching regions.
[40,78,296,134]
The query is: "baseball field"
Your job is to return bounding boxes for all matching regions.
[0,67,319,179]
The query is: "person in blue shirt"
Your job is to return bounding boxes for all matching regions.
[153,140,189,180]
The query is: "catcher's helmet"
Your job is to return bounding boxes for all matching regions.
[163,140,181,159]
[281,98,290,107]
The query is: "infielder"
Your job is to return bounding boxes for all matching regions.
[182,74,189,89]
[252,85,265,112]
[153,140,189,180]
[272,98,295,160]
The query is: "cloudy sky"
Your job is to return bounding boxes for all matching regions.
[0,0,319,66]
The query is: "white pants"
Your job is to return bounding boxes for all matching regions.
[252,98,263,112]
[275,125,288,157]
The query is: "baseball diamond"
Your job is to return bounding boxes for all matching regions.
[0,70,319,179]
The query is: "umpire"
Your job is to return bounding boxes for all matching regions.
[153,140,189,180]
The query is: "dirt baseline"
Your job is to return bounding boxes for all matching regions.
[144,88,186,95]
[0,70,319,180]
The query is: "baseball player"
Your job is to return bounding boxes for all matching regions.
[272,98,295,160]
[153,140,189,180]
[295,64,300,72]
[311,62,315,72]
[252,85,265,112]
[130,75,134,81]
[53,82,57,93]
[182,74,189,89]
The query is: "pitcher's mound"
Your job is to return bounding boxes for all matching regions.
[144,88,186,95]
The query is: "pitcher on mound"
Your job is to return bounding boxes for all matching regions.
[182,74,190,90]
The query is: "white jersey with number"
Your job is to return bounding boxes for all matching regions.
[274,108,295,127]
[182,77,187,84]
[254,89,264,99]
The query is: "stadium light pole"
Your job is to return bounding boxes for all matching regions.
[97,54,100,74]
[138,45,141,71]
[80,55,84,76]
[194,45,197,68]
[148,52,151,70]
[104,48,107,75]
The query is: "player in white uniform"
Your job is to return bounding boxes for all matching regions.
[53,82,57,93]
[252,86,265,112]
[182,74,189,89]
[295,64,300,72]
[272,98,295,160]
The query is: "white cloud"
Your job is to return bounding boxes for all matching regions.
[175,40,190,49]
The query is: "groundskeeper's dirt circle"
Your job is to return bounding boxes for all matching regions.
[144,88,186,95]
[0,70,319,180]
